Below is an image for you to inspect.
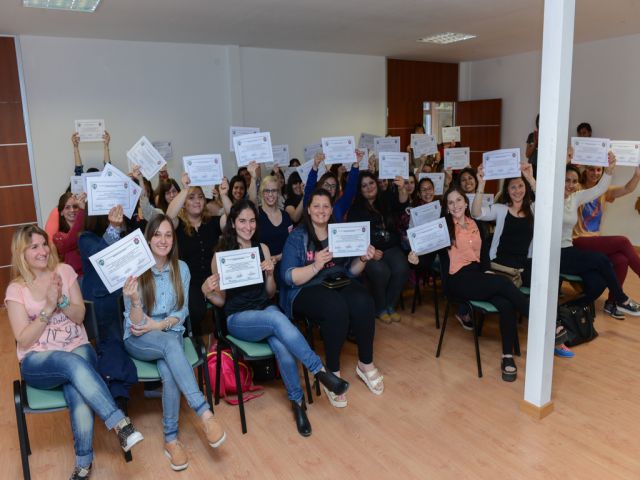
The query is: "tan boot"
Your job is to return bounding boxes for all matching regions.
[202,415,226,448]
[164,440,188,471]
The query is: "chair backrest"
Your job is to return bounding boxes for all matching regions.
[83,300,100,343]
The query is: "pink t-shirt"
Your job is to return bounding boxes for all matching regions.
[5,263,89,361]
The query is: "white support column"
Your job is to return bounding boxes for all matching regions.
[521,0,575,418]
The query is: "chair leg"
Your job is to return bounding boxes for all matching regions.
[214,341,222,406]
[231,348,248,434]
[201,360,214,412]
[436,301,450,357]
[302,367,313,405]
[471,310,483,378]
[514,331,521,357]
[14,381,31,480]
[433,281,440,329]
[305,320,321,397]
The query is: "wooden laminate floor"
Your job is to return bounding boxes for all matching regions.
[2,277,640,479]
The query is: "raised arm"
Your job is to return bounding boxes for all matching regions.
[166,172,191,227]
[247,161,259,205]
[102,131,111,165]
[303,152,324,206]
[607,165,640,202]
[72,132,83,176]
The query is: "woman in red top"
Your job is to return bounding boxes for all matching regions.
[52,192,86,279]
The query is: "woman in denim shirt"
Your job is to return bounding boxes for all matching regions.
[122,214,226,471]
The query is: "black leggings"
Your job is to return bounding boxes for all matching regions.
[364,246,410,313]
[448,264,529,355]
[293,281,375,372]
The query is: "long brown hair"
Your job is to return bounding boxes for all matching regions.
[138,214,184,312]
[177,186,210,236]
[442,185,472,247]
[57,192,74,233]
[498,176,534,224]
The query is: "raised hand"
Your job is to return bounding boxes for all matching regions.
[313,152,325,170]
[201,274,220,296]
[313,247,333,271]
[71,133,80,148]
[123,276,140,301]
[108,205,124,228]
[181,172,191,188]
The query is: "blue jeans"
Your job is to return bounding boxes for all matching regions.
[20,343,125,467]
[124,330,209,443]
[227,305,323,402]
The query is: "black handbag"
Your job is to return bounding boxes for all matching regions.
[557,304,598,347]
[322,275,352,289]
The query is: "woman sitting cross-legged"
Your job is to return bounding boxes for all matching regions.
[5,225,143,480]
[122,214,226,472]
[280,188,382,407]
[202,199,349,437]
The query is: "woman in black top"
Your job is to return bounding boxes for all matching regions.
[347,172,411,323]
[284,171,304,224]
[166,172,221,334]
[202,199,348,437]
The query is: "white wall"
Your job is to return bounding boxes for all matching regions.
[17,36,386,220]
[460,33,640,244]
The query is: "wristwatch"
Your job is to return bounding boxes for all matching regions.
[39,310,50,324]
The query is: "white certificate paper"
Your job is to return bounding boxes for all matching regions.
[444,147,470,169]
[374,136,401,157]
[216,247,263,291]
[411,134,438,157]
[419,173,445,195]
[571,137,610,166]
[466,193,495,208]
[81,171,101,194]
[346,148,368,171]
[70,176,84,194]
[296,159,326,184]
[322,136,357,165]
[233,132,274,167]
[86,176,140,219]
[100,164,142,219]
[282,166,297,183]
[230,126,260,152]
[89,229,155,294]
[610,141,640,167]
[328,221,370,258]
[378,152,409,179]
[358,133,378,150]
[272,145,290,167]
[152,141,173,161]
[127,136,167,180]
[407,217,451,255]
[409,201,441,227]
[442,127,461,143]
[482,148,521,181]
[183,154,224,186]
[74,119,105,142]
[303,143,323,163]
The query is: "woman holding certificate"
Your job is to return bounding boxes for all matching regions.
[123,214,226,471]
[280,189,382,407]
[203,199,349,437]
[257,175,292,267]
[52,192,86,278]
[347,172,410,323]
[5,225,144,479]
[167,173,221,335]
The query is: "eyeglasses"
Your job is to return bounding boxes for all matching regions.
[323,183,337,191]
[263,189,279,195]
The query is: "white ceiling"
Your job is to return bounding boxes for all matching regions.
[1,0,640,62]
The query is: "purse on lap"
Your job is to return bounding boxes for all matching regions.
[490,261,524,288]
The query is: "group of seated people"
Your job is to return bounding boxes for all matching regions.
[5,123,640,478]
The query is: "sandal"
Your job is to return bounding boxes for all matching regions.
[501,356,517,382]
[356,366,384,395]
[321,385,347,408]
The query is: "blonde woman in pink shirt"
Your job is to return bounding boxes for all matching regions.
[4,225,143,479]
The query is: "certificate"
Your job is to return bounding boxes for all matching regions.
[328,221,370,258]
[407,217,451,255]
[216,247,263,290]
[409,201,441,227]
[272,144,290,167]
[101,163,130,181]
[183,154,224,186]
[152,141,173,161]
[127,136,167,180]
[411,134,438,157]
[233,132,274,167]
[74,119,105,142]
[378,152,409,179]
[419,173,445,195]
[482,148,521,180]
[346,148,368,171]
[86,176,140,218]
[610,141,640,167]
[466,193,495,208]
[374,136,401,157]
[296,158,326,183]
[303,143,323,163]
[230,126,260,152]
[359,133,378,150]
[322,136,356,165]
[444,147,470,169]
[88,229,156,294]
[100,164,142,218]
[70,176,84,194]
[81,172,100,194]
[281,166,297,183]
[571,137,610,166]
[442,127,460,143]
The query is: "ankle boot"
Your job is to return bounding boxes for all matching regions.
[315,370,349,396]
[291,400,312,437]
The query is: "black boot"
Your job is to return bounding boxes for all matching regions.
[291,400,311,437]
[315,370,349,396]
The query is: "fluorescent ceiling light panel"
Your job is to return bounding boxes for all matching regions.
[418,32,476,44]
[23,0,101,12]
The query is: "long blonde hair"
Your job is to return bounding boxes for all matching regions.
[177,186,211,236]
[10,225,59,285]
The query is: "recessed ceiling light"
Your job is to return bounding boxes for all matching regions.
[23,0,101,12]
[417,33,476,45]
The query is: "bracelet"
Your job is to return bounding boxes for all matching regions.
[57,294,70,309]
[360,256,368,263]
[131,302,142,309]
[39,309,50,324]
[164,319,172,331]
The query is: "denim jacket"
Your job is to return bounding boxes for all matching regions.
[279,225,356,318]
